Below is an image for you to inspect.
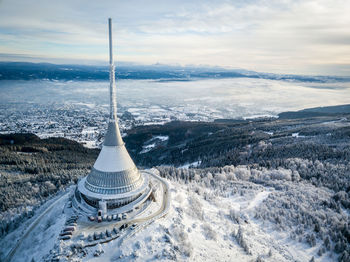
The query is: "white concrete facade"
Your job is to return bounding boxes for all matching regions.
[74,18,151,216]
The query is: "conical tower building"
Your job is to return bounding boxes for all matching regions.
[74,18,151,216]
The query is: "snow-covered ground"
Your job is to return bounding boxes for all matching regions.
[140,136,169,154]
[180,161,202,169]
[83,179,323,262]
[1,169,342,262]
[0,189,72,262]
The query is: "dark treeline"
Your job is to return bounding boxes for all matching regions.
[0,133,98,237]
[125,116,350,195]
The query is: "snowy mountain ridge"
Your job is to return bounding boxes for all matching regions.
[1,165,348,262]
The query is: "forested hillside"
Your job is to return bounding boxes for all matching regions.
[0,134,98,237]
[1,113,350,260]
[125,114,350,171]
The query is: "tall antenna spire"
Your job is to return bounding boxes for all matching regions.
[75,17,150,219]
[103,18,123,146]
[109,18,117,120]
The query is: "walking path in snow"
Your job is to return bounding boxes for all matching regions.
[230,189,272,214]
[4,191,70,262]
[246,191,272,210]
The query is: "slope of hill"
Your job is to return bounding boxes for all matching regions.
[1,166,348,262]
[125,113,350,171]
[0,111,350,261]
[0,133,98,239]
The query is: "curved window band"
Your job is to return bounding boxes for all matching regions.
[86,167,141,188]
[84,177,144,195]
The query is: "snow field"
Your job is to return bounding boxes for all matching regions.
[85,179,312,261]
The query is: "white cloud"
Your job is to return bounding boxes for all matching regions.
[0,0,349,75]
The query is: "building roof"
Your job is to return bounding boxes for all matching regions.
[81,121,144,197]
[93,145,136,172]
[103,120,124,146]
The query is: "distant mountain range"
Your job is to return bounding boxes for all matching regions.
[1,61,350,82]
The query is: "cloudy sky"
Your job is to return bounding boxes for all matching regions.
[0,0,349,75]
